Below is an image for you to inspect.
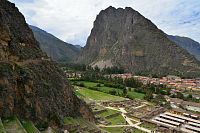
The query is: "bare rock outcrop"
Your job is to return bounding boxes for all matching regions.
[78,6,200,77]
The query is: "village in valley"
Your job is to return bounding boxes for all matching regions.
[61,65,200,133]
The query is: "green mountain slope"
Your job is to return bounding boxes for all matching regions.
[30,25,80,62]
[168,35,200,61]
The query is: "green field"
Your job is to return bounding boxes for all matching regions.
[97,109,126,125]
[106,115,126,125]
[101,127,125,133]
[76,87,125,101]
[98,109,119,118]
[21,121,40,133]
[75,81,144,99]
[139,122,157,130]
[77,81,100,87]
[127,91,145,99]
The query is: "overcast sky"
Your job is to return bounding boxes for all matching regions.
[10,0,200,46]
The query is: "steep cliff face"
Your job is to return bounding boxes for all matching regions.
[30,25,80,63]
[0,0,94,129]
[168,35,200,61]
[78,6,200,76]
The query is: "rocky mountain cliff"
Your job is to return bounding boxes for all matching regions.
[0,0,93,130]
[168,35,200,61]
[30,25,80,63]
[77,6,200,77]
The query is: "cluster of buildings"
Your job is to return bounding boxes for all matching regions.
[106,73,200,91]
[149,110,200,133]
[134,75,200,91]
[168,98,200,113]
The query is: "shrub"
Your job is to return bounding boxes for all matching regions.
[108,90,117,95]
[36,121,49,131]
[78,83,85,87]
[96,83,101,87]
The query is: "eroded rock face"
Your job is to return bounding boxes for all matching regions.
[0,0,94,129]
[78,6,200,77]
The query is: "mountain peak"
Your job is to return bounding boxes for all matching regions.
[77,7,200,77]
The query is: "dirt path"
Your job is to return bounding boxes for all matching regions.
[108,107,152,133]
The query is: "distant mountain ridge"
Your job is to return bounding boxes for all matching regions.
[30,25,80,62]
[77,6,200,77]
[168,35,200,61]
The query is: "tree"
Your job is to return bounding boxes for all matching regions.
[96,83,101,87]
[153,94,167,106]
[109,90,117,95]
[144,90,153,101]
[94,65,100,72]
[176,92,184,99]
[123,88,127,96]
[187,94,193,99]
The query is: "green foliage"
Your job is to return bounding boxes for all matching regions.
[127,91,145,100]
[123,88,127,96]
[187,94,193,99]
[144,90,153,101]
[104,82,125,89]
[88,87,99,91]
[0,63,13,77]
[78,83,85,87]
[77,88,125,101]
[102,66,125,74]
[108,90,117,95]
[21,120,39,133]
[35,121,48,131]
[124,78,143,88]
[176,92,184,99]
[60,63,86,72]
[94,65,100,72]
[96,83,101,87]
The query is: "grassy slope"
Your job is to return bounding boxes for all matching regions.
[21,121,40,133]
[0,118,6,133]
[3,117,27,133]
[63,117,102,132]
[102,127,125,133]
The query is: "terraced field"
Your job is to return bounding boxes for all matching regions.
[21,121,40,133]
[0,118,6,133]
[63,117,102,133]
[2,117,27,133]
[0,117,59,133]
[96,109,126,125]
